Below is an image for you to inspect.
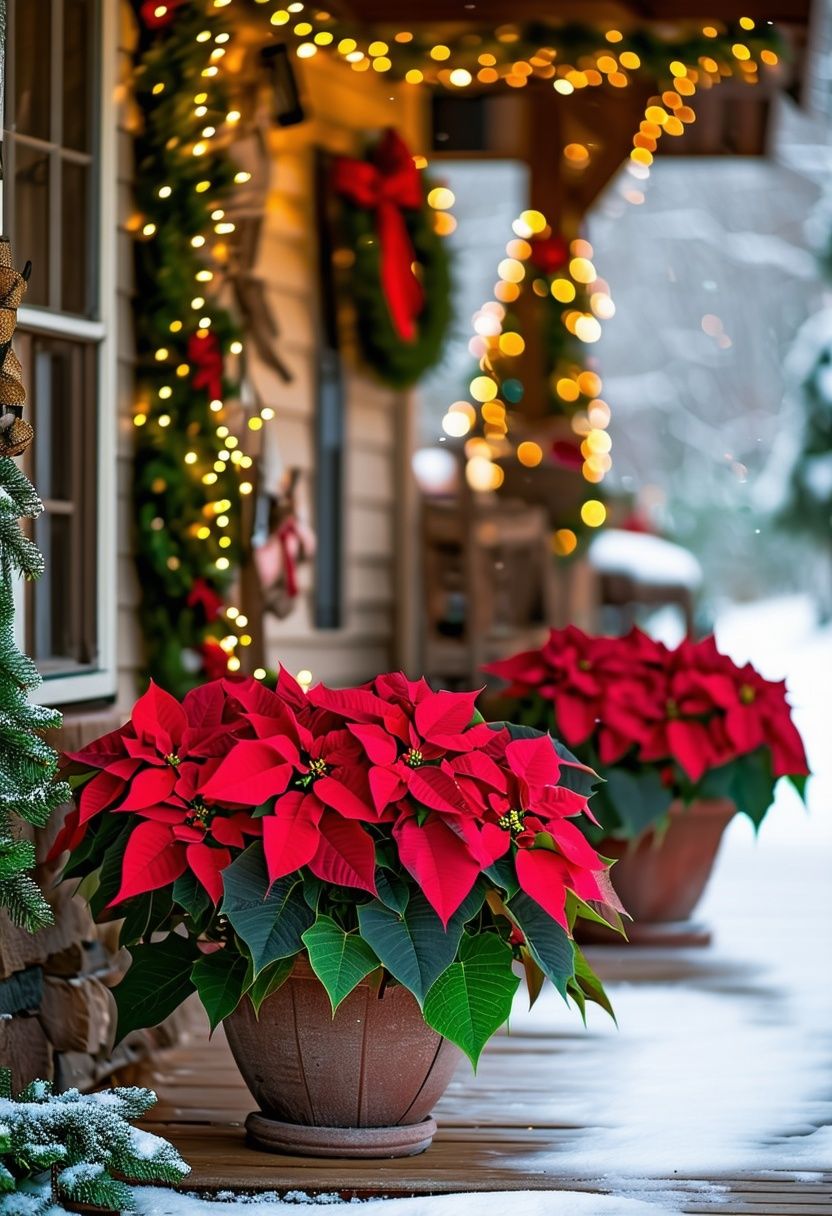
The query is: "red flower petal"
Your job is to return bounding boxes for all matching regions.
[515,849,569,931]
[186,842,232,904]
[47,808,86,862]
[414,689,480,742]
[347,723,398,766]
[548,818,604,869]
[131,680,187,755]
[200,739,297,806]
[393,814,480,926]
[182,681,227,729]
[109,821,187,906]
[369,765,407,814]
[404,765,471,816]
[308,812,377,895]
[65,725,128,770]
[116,765,178,812]
[315,772,376,821]
[78,770,129,824]
[505,735,561,789]
[262,792,322,883]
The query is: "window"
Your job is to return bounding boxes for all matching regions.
[3,0,117,703]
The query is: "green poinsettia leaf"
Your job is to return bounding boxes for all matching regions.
[572,943,616,1023]
[374,867,409,914]
[729,748,775,828]
[112,934,199,1042]
[506,890,575,999]
[484,855,520,899]
[173,870,213,929]
[301,915,379,1013]
[221,842,313,975]
[423,932,520,1069]
[191,949,249,1032]
[358,889,466,1006]
[604,766,675,837]
[247,955,297,1016]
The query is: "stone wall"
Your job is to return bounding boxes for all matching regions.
[0,710,192,1093]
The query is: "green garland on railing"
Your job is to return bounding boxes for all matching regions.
[131,2,245,696]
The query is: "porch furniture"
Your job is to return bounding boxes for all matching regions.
[588,527,703,636]
[421,496,557,687]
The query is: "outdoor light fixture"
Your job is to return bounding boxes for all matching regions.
[261,43,305,127]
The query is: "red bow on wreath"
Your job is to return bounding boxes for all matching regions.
[187,576,224,623]
[333,128,425,342]
[139,0,186,29]
[188,331,224,403]
[530,234,570,276]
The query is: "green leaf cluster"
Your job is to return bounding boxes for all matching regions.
[110,820,616,1069]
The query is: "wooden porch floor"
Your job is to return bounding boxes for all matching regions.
[123,763,832,1216]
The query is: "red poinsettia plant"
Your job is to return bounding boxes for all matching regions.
[485,627,809,841]
[52,671,623,1066]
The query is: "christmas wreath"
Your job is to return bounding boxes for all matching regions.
[333,128,452,389]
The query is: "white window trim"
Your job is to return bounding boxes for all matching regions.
[10,0,119,707]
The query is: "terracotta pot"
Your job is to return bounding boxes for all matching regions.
[582,798,735,944]
[224,959,462,1158]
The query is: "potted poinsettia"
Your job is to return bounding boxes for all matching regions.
[51,671,623,1159]
[485,628,809,940]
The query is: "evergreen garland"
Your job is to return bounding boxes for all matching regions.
[131,2,244,697]
[0,459,70,932]
[0,236,70,935]
[0,1070,189,1214]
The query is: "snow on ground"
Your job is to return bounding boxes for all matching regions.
[134,1187,685,1216]
[505,595,832,1179]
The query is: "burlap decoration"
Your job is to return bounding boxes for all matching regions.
[0,238,34,458]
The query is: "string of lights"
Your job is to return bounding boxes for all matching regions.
[130,2,263,692]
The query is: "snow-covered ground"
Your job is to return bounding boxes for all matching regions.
[136,598,831,1216]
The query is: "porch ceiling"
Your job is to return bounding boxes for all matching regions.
[336,1,811,28]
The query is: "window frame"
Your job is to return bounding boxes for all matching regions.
[5,0,119,706]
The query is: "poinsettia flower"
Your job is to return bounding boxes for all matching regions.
[310,674,497,815]
[450,735,616,930]
[109,766,263,906]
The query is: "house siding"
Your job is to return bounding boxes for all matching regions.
[112,26,423,707]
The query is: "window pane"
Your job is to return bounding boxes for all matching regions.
[33,346,73,501]
[13,0,52,141]
[61,160,91,314]
[33,514,75,665]
[63,0,93,152]
[13,145,51,307]
[25,336,98,673]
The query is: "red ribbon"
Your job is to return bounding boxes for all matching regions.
[530,234,570,276]
[187,577,224,623]
[277,518,299,599]
[188,331,224,403]
[333,128,425,342]
[139,0,186,29]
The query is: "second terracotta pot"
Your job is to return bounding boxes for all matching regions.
[224,959,462,1158]
[581,797,735,943]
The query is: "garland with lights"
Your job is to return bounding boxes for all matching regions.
[257,9,783,95]
[131,2,251,696]
[445,213,614,555]
[332,128,453,389]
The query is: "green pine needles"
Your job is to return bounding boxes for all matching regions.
[0,457,69,932]
[0,1069,189,1214]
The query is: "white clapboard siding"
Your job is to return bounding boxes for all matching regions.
[113,14,422,705]
[253,56,422,686]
